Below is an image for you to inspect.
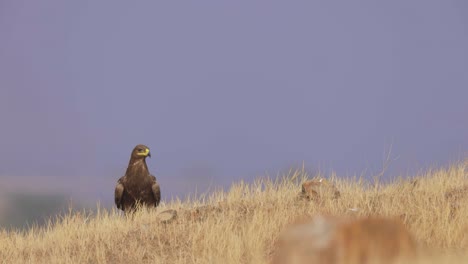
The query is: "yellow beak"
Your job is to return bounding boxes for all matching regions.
[137,148,151,157]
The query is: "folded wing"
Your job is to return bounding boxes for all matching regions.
[151,175,161,207]
[114,178,125,209]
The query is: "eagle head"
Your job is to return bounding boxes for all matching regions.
[131,144,151,159]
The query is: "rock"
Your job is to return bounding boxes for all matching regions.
[445,184,468,204]
[445,184,468,218]
[157,209,178,224]
[186,205,224,221]
[272,215,417,264]
[300,178,340,202]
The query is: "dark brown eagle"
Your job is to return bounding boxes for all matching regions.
[114,144,161,212]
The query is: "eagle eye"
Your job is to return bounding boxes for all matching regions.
[138,148,143,152]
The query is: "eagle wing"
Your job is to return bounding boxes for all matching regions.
[151,175,161,207]
[114,177,125,209]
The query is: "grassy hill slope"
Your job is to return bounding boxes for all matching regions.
[0,161,467,263]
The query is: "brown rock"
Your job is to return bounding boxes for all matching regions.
[272,215,417,264]
[157,209,178,224]
[178,204,225,222]
[445,184,468,204]
[300,178,340,202]
[445,184,468,218]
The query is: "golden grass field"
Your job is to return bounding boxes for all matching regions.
[0,161,467,264]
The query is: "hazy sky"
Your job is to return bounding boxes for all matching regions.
[1,1,467,205]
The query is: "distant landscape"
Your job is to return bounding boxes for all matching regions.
[0,176,94,230]
[0,172,229,230]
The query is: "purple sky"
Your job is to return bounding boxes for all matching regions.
[1,1,467,206]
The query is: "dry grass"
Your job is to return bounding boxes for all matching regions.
[0,161,467,263]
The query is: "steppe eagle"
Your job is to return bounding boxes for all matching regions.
[114,144,161,212]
